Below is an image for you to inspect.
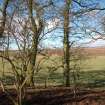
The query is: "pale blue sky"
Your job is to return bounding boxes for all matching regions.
[1,0,105,49]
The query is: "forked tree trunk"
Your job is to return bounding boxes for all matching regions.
[26,0,43,86]
[25,0,37,86]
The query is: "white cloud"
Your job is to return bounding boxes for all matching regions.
[46,17,60,30]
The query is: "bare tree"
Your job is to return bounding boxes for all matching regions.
[63,0,72,86]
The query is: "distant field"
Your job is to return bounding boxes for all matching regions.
[46,47,105,56]
[0,48,105,87]
[0,48,105,73]
[80,56,105,71]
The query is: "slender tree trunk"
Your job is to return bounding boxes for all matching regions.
[26,35,38,86]
[63,0,71,87]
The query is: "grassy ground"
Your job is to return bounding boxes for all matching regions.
[80,56,105,71]
[0,55,105,88]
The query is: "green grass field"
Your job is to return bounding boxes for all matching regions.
[80,56,105,71]
[0,55,105,88]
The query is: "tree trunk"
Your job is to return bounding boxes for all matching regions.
[26,0,43,86]
[26,35,38,86]
[63,0,71,87]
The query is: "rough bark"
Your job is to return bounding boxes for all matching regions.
[63,0,71,87]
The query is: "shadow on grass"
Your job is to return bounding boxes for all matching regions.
[0,76,15,85]
[87,79,105,88]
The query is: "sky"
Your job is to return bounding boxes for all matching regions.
[1,0,105,49]
[43,0,105,48]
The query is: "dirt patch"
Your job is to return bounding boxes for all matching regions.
[0,87,105,105]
